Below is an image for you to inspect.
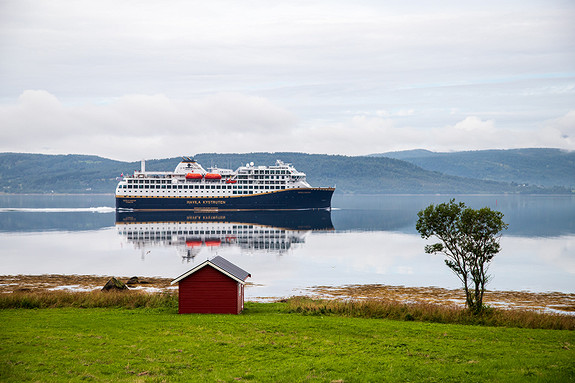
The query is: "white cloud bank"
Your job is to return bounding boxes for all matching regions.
[1,90,573,161]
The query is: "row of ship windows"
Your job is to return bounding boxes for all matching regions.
[125,237,291,248]
[238,180,286,184]
[243,169,290,175]
[121,230,288,236]
[120,226,284,233]
[237,175,288,180]
[128,190,280,195]
[127,175,291,183]
[120,190,281,195]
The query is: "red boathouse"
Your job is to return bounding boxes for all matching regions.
[171,256,251,314]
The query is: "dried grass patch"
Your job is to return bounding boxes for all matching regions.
[304,284,575,315]
[0,274,173,293]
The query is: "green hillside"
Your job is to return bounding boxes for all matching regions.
[374,148,575,188]
[0,152,570,194]
[190,152,526,194]
[0,153,123,193]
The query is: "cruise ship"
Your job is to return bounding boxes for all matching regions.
[115,157,335,211]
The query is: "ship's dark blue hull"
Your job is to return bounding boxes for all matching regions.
[115,188,334,211]
[116,209,334,231]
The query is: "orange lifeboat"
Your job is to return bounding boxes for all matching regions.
[204,239,221,247]
[204,173,222,180]
[185,240,202,247]
[225,179,237,184]
[185,173,202,180]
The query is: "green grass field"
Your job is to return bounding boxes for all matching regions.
[1,303,574,382]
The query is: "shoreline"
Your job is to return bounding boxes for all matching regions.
[2,274,574,315]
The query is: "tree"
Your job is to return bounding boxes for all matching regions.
[415,199,508,314]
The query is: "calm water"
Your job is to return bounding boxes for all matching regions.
[1,194,574,298]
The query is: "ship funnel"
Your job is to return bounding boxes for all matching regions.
[141,159,146,173]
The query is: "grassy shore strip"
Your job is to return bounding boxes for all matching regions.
[0,290,178,310]
[1,303,574,382]
[3,275,575,315]
[287,297,575,331]
[1,291,574,330]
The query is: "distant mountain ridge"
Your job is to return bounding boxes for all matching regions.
[371,148,574,188]
[0,150,572,194]
[372,149,435,160]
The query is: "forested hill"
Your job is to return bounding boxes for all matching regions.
[0,152,570,194]
[0,153,125,194]
[373,148,575,189]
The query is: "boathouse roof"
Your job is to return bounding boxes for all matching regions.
[171,256,251,285]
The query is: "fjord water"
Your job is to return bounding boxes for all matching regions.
[0,194,573,298]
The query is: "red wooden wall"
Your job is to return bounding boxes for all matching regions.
[178,266,241,314]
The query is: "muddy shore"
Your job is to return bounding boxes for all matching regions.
[1,274,574,314]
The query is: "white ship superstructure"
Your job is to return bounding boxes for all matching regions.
[117,158,313,198]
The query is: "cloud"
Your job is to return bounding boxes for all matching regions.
[543,110,575,145]
[297,113,575,154]
[0,90,297,160]
[433,116,499,149]
[1,91,573,161]
[1,1,573,98]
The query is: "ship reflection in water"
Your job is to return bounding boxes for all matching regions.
[115,210,334,262]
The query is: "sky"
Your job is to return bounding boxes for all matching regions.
[0,0,574,161]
